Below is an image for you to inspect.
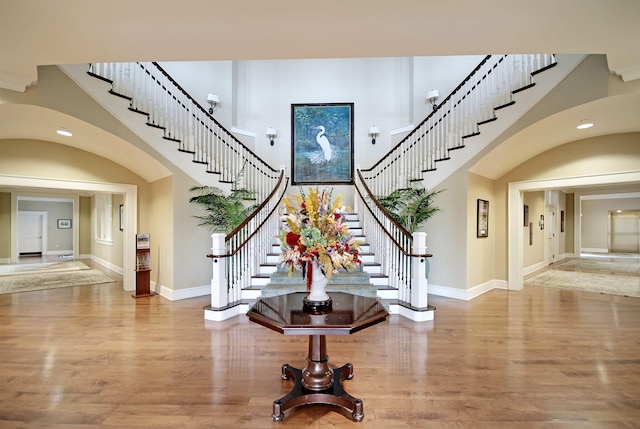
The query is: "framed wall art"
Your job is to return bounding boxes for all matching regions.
[57,219,72,229]
[477,199,489,238]
[291,102,354,185]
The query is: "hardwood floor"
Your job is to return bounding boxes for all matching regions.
[1,268,640,428]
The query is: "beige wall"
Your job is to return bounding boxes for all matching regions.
[79,196,91,255]
[467,172,495,287]
[0,192,9,260]
[565,193,575,255]
[423,168,466,290]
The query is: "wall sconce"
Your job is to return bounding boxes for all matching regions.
[368,125,380,144]
[206,93,220,114]
[426,89,439,110]
[266,127,277,146]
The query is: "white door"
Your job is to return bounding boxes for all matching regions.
[610,211,640,253]
[18,211,47,255]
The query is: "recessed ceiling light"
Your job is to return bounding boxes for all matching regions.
[576,120,594,130]
[56,128,73,137]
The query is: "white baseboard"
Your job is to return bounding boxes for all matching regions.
[204,304,248,321]
[47,249,73,256]
[429,279,508,301]
[581,248,608,254]
[88,255,124,275]
[0,258,10,264]
[159,284,210,301]
[523,261,547,276]
[559,253,574,261]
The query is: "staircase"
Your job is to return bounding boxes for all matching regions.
[248,213,387,299]
[58,54,585,322]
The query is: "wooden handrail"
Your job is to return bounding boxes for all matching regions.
[207,171,288,258]
[355,170,432,259]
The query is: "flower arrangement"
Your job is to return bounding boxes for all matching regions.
[279,187,361,290]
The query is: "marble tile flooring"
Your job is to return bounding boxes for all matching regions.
[525,253,640,298]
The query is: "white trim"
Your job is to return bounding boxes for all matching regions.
[159,284,210,301]
[389,304,435,322]
[47,249,73,256]
[581,192,640,200]
[231,127,257,138]
[580,247,608,254]
[523,261,547,276]
[389,124,414,136]
[89,254,124,276]
[428,279,508,301]
[204,304,248,321]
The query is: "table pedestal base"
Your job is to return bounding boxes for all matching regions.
[272,334,364,422]
[272,362,363,422]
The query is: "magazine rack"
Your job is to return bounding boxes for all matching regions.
[133,233,153,298]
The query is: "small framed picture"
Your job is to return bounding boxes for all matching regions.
[119,204,124,231]
[477,199,489,238]
[57,219,72,229]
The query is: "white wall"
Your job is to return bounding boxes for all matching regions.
[580,194,640,252]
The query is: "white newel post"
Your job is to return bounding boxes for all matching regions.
[411,232,429,309]
[210,233,227,308]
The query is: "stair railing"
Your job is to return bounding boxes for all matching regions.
[357,54,557,308]
[359,54,557,198]
[209,170,288,311]
[87,62,281,201]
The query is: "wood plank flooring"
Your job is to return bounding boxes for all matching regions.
[1,265,640,428]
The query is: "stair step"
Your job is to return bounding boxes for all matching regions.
[268,269,371,285]
[108,89,132,101]
[512,82,535,94]
[261,283,378,298]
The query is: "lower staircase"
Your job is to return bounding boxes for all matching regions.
[248,213,395,305]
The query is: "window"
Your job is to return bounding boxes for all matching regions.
[95,193,113,244]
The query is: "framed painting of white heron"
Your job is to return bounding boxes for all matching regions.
[291,102,354,185]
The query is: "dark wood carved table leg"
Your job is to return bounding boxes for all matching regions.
[272,334,364,422]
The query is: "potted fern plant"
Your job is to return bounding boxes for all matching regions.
[377,185,444,233]
[188,185,258,233]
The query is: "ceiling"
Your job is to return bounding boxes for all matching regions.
[1,0,639,90]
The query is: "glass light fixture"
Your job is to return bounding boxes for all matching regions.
[368,125,380,144]
[266,127,277,146]
[206,93,220,114]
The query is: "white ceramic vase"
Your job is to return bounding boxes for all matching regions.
[307,261,330,302]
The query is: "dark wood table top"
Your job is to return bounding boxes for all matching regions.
[247,292,389,336]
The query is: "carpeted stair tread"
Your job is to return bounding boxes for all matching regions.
[268,269,371,285]
[261,283,377,298]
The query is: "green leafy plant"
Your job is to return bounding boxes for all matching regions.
[188,185,258,233]
[377,185,444,233]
